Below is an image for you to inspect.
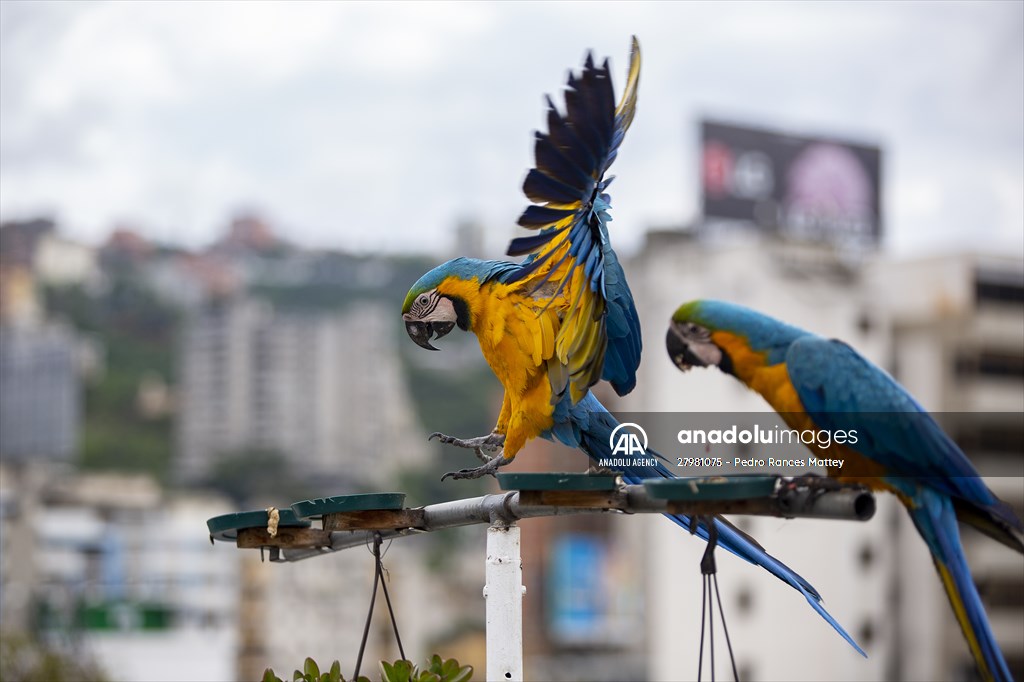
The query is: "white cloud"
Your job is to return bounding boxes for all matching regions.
[1,1,1021,257]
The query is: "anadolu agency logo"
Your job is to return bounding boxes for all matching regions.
[610,422,648,455]
[600,422,659,469]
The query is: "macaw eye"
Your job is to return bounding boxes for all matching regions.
[418,294,429,305]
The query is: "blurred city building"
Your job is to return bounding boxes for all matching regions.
[0,322,81,463]
[1,220,56,324]
[0,219,59,268]
[100,227,156,266]
[209,214,285,257]
[32,231,102,290]
[0,466,239,681]
[0,225,94,467]
[0,262,42,323]
[142,254,241,309]
[176,298,426,490]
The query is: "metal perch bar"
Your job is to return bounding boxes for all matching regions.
[211,477,878,682]
[267,480,875,563]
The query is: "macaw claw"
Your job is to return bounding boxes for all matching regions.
[428,431,505,464]
[440,453,511,482]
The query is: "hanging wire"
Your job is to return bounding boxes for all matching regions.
[709,572,716,682]
[378,548,405,660]
[698,563,707,680]
[696,518,739,682]
[714,573,739,682]
[353,533,406,681]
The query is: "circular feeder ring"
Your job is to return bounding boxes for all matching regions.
[291,493,407,520]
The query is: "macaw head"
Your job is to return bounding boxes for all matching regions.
[665,300,728,372]
[666,300,806,376]
[401,259,476,351]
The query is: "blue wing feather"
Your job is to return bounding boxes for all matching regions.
[786,337,1007,513]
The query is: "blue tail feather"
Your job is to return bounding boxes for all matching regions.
[549,392,865,656]
[907,488,1012,682]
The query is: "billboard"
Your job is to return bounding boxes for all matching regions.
[701,120,882,247]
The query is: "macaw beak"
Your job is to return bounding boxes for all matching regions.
[405,320,455,351]
[665,323,706,371]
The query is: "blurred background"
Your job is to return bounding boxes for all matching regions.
[0,2,1021,681]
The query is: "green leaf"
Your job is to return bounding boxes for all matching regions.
[293,670,305,682]
[328,660,342,682]
[380,659,415,682]
[447,665,472,682]
[263,668,284,682]
[304,658,321,680]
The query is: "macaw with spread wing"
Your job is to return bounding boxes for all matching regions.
[402,38,865,654]
[667,299,1024,682]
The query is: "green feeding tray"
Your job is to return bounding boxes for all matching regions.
[291,493,407,520]
[497,472,619,492]
[207,508,310,543]
[645,475,779,501]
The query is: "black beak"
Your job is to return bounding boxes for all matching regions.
[431,321,455,341]
[406,321,439,350]
[405,320,455,351]
[665,324,706,371]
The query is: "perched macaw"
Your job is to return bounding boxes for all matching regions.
[667,299,1024,681]
[402,39,864,654]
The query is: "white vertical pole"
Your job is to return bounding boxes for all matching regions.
[485,524,524,682]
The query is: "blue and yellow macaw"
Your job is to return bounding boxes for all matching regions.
[667,299,1024,681]
[402,38,864,654]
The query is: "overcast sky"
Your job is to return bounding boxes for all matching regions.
[1,1,1021,257]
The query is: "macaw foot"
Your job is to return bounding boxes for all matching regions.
[586,464,617,476]
[429,431,505,464]
[440,452,513,481]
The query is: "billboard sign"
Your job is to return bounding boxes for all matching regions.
[701,120,882,247]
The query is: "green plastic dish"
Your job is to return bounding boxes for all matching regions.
[290,493,407,519]
[497,472,619,492]
[644,475,779,501]
[207,508,310,542]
